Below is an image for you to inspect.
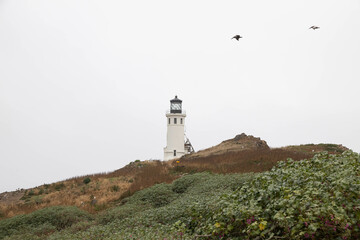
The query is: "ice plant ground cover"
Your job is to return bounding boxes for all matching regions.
[186,151,360,239]
[0,151,359,239]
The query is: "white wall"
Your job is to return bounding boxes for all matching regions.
[164,113,186,160]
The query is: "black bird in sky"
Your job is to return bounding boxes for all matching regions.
[232,35,242,40]
[309,26,320,30]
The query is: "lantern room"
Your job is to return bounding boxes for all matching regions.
[170,95,182,114]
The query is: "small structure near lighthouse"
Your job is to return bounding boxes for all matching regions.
[164,96,194,160]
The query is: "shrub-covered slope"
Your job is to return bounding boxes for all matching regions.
[186,151,360,239]
[1,151,359,239]
[0,206,93,240]
[0,172,254,239]
[0,134,347,220]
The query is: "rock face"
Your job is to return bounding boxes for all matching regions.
[227,133,269,150]
[0,190,25,205]
[182,133,269,159]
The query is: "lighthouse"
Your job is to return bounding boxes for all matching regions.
[164,96,194,160]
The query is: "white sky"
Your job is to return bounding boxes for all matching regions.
[1,0,359,193]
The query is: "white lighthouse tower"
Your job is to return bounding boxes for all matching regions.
[164,96,193,160]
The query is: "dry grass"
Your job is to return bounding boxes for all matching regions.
[282,143,348,154]
[127,160,177,195]
[174,149,313,174]
[0,160,177,218]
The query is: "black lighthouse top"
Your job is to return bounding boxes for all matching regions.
[170,95,182,113]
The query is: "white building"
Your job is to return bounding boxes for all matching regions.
[164,96,194,160]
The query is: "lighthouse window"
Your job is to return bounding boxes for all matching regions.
[168,118,170,124]
[174,118,177,124]
[174,150,176,156]
[180,118,183,124]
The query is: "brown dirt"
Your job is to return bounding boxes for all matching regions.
[0,190,25,205]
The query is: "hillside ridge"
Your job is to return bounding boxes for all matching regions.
[0,133,348,219]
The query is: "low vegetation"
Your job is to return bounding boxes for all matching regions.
[1,150,359,239]
[0,136,347,220]
[177,148,313,174]
[186,151,360,239]
[0,172,253,239]
[0,160,174,219]
[0,206,93,239]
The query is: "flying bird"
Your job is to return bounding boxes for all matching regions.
[309,26,320,30]
[232,35,242,40]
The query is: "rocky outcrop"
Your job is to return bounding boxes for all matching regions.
[182,133,269,159]
[224,133,269,150]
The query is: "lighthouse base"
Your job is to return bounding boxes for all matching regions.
[163,148,186,161]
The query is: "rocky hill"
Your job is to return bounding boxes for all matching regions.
[182,133,269,160]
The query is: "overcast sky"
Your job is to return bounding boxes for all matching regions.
[1,0,359,193]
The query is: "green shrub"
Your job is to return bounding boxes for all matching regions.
[80,186,86,194]
[19,194,30,201]
[109,185,119,192]
[28,222,56,237]
[171,174,197,193]
[33,196,43,205]
[83,178,91,185]
[128,183,177,208]
[66,220,94,233]
[320,143,344,153]
[27,190,35,196]
[97,204,147,224]
[54,183,65,191]
[170,172,219,194]
[119,172,252,226]
[0,206,93,239]
[2,232,43,240]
